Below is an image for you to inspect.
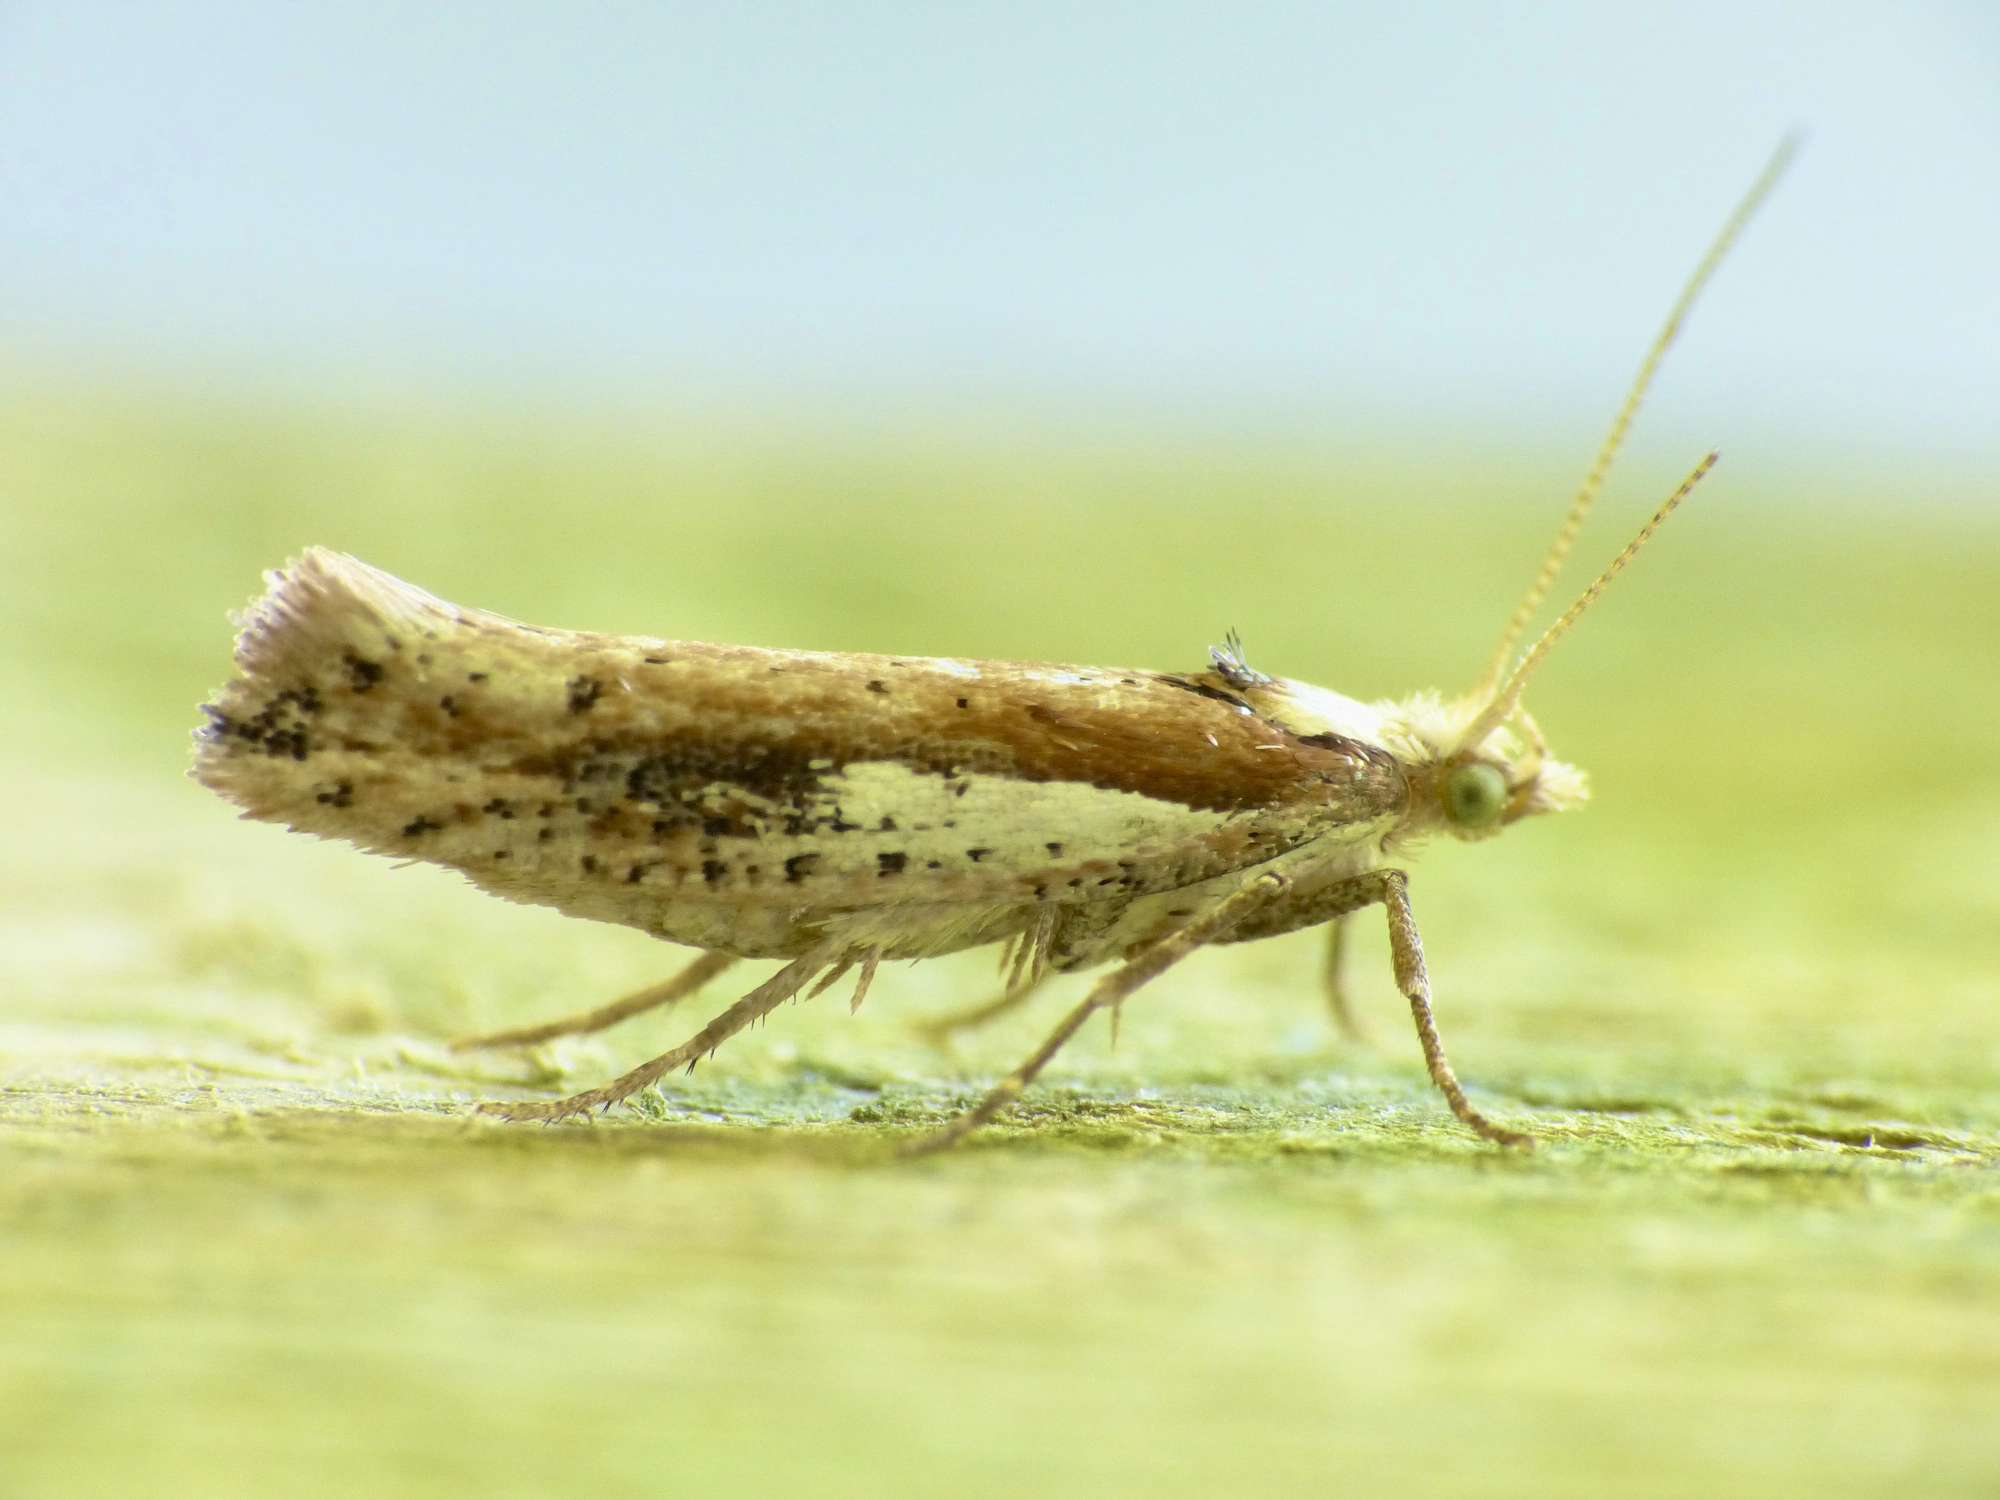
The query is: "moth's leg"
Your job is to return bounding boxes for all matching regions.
[1331,869,1532,1148]
[1321,915,1370,1043]
[914,971,1053,1046]
[909,872,1289,1154]
[450,950,738,1051]
[479,942,839,1124]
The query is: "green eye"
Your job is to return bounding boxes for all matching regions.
[1443,763,1509,828]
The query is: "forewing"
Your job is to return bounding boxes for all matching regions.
[197,550,1407,936]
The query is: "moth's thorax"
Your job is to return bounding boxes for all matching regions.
[1235,678,1391,747]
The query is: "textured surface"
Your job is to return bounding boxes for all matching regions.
[3,381,1998,1497]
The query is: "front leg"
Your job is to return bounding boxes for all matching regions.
[1337,869,1532,1148]
[1231,867,1529,1145]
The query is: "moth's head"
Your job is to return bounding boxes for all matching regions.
[1388,695,1588,844]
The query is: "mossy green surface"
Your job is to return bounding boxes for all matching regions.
[3,378,1997,1497]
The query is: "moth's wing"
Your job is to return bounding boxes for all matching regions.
[197,549,1406,943]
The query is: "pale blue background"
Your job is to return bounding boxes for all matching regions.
[1,2,1994,466]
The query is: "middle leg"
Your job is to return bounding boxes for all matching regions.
[1320,914,1370,1043]
[909,871,1291,1153]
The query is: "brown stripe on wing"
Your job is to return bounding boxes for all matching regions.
[473,640,1402,816]
[197,551,1407,880]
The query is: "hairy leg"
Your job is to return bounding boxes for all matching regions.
[909,871,1289,1153]
[479,943,839,1123]
[913,867,1530,1151]
[1227,867,1528,1145]
[452,950,738,1051]
[1348,869,1531,1148]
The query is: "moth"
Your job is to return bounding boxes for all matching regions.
[194,141,1793,1150]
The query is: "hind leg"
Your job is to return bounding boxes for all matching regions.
[451,950,738,1051]
[479,944,837,1123]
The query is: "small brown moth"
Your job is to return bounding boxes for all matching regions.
[195,142,1794,1150]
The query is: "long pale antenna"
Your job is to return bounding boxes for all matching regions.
[1455,452,1718,752]
[1471,135,1800,698]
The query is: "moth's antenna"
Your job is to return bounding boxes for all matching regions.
[1471,134,1799,699]
[1456,452,1718,752]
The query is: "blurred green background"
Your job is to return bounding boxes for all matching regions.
[4,5,2000,1498]
[3,373,1996,1498]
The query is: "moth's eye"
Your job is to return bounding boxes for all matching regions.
[1443,763,1509,828]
